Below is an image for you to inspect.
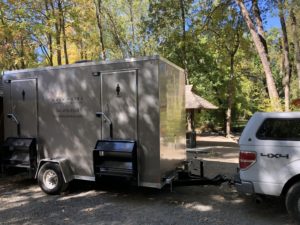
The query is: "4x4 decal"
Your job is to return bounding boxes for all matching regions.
[260,153,289,159]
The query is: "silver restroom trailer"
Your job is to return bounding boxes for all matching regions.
[1,56,186,194]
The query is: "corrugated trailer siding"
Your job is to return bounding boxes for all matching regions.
[159,60,186,179]
[2,56,185,188]
[0,77,3,141]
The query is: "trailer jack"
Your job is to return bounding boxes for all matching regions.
[166,160,231,191]
[174,171,230,187]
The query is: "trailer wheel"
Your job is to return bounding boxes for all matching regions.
[38,162,68,195]
[285,182,300,221]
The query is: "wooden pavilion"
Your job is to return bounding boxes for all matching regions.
[185,85,218,131]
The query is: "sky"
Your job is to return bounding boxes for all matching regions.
[265,15,281,30]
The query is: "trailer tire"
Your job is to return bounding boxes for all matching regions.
[38,162,68,195]
[285,182,300,221]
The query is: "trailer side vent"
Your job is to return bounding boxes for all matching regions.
[93,140,137,179]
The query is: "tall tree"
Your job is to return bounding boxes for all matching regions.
[290,1,300,93]
[50,0,62,65]
[94,0,106,60]
[207,2,244,137]
[179,0,188,84]
[59,0,69,64]
[225,20,242,138]
[0,0,37,70]
[104,8,127,57]
[128,0,135,56]
[252,0,268,54]
[45,0,54,66]
[235,0,282,111]
[278,0,292,111]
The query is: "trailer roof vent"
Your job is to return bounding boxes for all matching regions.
[74,60,93,64]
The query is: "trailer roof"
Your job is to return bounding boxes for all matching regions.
[3,55,184,75]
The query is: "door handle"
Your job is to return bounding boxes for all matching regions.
[7,113,21,137]
[96,112,113,139]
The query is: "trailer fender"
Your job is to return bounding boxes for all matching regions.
[35,158,73,183]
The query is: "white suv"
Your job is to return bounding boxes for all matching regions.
[235,112,300,220]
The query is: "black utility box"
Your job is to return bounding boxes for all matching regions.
[186,131,197,148]
[93,140,137,178]
[0,137,37,174]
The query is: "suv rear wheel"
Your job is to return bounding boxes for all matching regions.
[285,182,300,221]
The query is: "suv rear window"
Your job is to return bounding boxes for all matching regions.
[256,118,300,140]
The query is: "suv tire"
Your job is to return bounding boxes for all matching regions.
[285,182,300,221]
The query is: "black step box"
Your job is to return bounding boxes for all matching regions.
[0,137,37,170]
[93,140,137,178]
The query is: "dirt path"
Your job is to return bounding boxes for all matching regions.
[0,135,296,225]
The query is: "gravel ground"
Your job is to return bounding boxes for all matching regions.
[0,135,296,225]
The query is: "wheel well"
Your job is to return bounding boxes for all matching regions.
[35,159,73,183]
[35,160,59,179]
[281,174,300,196]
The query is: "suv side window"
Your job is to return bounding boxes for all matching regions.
[256,118,300,140]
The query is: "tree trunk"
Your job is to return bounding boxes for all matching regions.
[94,0,106,60]
[278,0,291,111]
[290,4,300,93]
[57,0,63,65]
[226,55,235,138]
[48,34,53,66]
[55,24,62,65]
[225,33,240,138]
[50,0,62,65]
[80,40,84,60]
[252,0,268,54]
[45,0,53,66]
[59,2,69,64]
[187,109,194,132]
[236,0,282,111]
[128,0,135,57]
[62,20,68,64]
[179,0,188,85]
[20,37,26,69]
[105,8,128,57]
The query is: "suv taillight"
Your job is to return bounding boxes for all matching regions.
[239,151,256,170]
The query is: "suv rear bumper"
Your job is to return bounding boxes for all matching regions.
[234,174,254,194]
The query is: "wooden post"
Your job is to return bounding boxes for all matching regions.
[191,109,195,132]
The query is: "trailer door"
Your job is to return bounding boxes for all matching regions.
[101,70,137,140]
[10,79,37,137]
